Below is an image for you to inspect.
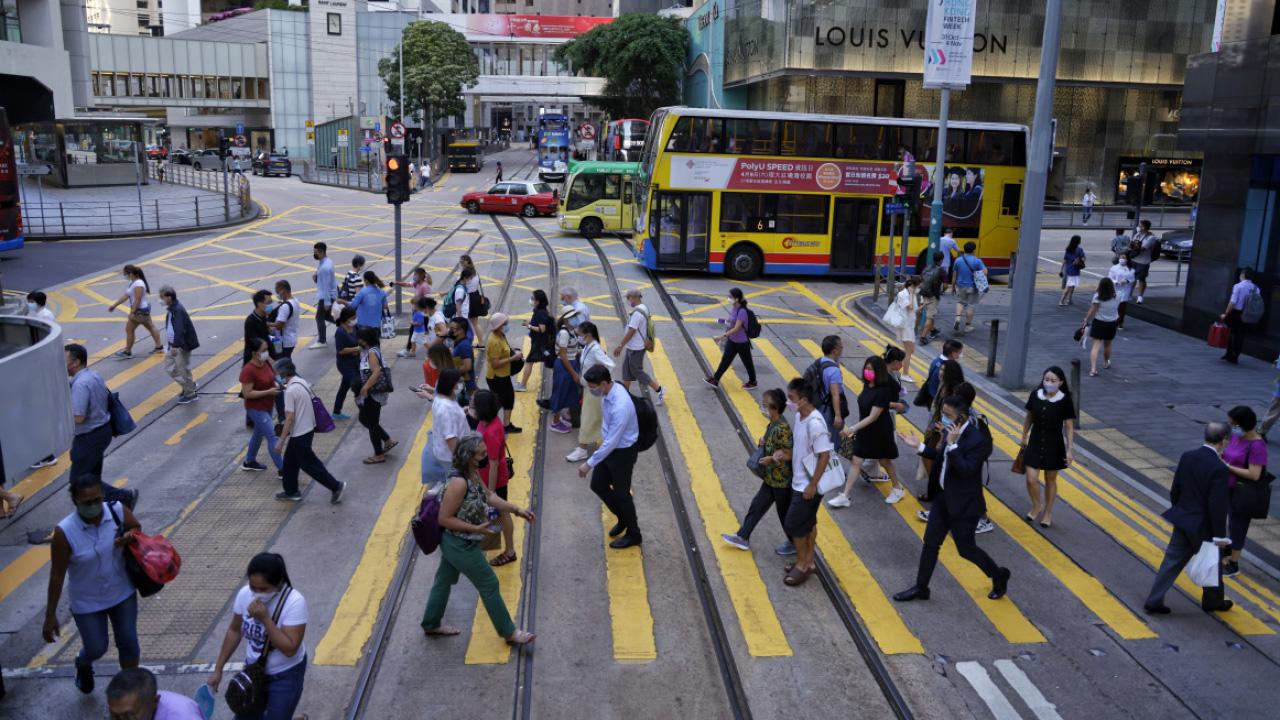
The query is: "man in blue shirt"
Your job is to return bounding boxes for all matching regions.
[311,242,337,348]
[66,344,137,508]
[449,317,475,403]
[578,365,642,548]
[950,241,987,335]
[924,339,965,405]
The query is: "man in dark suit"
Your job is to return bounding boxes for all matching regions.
[893,395,1010,602]
[1144,422,1234,613]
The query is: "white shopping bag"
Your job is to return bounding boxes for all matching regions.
[1186,541,1221,587]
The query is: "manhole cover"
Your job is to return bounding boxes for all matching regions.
[669,293,720,306]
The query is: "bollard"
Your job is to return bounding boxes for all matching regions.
[1070,358,1082,425]
[986,319,1000,377]
[873,257,882,303]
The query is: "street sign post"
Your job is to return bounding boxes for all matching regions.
[235,122,245,135]
[389,122,405,139]
[885,202,907,215]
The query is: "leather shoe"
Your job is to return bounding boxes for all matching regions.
[607,522,625,538]
[1205,600,1234,613]
[892,586,930,602]
[1143,603,1172,615]
[609,535,642,549]
[988,567,1011,600]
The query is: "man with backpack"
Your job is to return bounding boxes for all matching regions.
[918,251,946,344]
[1129,220,1158,304]
[613,289,664,405]
[951,242,987,335]
[578,365,644,549]
[803,336,847,443]
[1221,267,1264,364]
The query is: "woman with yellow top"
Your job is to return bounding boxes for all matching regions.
[484,313,523,434]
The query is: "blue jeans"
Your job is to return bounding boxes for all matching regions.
[246,409,284,470]
[420,432,449,486]
[72,593,139,671]
[233,656,307,720]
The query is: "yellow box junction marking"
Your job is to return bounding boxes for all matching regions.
[164,413,209,446]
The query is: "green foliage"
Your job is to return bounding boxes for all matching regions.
[379,20,479,122]
[553,14,689,119]
[253,0,307,11]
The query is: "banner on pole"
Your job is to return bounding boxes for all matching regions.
[923,0,978,89]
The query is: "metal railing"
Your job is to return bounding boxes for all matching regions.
[1041,202,1194,230]
[303,162,384,192]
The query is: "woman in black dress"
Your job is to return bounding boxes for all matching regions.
[517,289,553,391]
[829,355,906,508]
[1018,366,1076,529]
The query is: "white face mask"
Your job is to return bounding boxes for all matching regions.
[27,302,38,314]
[252,589,278,606]
[259,350,270,362]
[1043,381,1060,395]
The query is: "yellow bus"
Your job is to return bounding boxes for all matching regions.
[634,107,1029,279]
[447,141,485,172]
[557,161,639,239]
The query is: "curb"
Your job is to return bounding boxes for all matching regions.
[848,293,1280,582]
[26,200,262,242]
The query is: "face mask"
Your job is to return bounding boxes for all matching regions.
[1232,426,1245,437]
[1119,259,1128,266]
[259,351,269,362]
[276,375,285,386]
[313,253,321,261]
[1043,381,1060,395]
[476,457,489,470]
[252,589,278,606]
[529,298,536,308]
[571,317,582,328]
[941,416,956,430]
[266,302,277,315]
[761,404,772,415]
[27,302,38,314]
[76,501,103,521]
[862,369,875,382]
[589,386,605,397]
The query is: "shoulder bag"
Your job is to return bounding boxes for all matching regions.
[801,416,843,494]
[505,336,524,376]
[963,257,989,293]
[360,349,394,395]
[225,587,293,716]
[1233,443,1275,520]
[107,503,165,597]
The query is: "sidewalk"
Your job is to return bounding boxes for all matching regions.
[19,175,242,237]
[855,266,1280,573]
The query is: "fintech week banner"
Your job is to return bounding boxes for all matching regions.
[458,14,612,39]
[922,0,977,89]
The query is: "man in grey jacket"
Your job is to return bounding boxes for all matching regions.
[159,286,200,404]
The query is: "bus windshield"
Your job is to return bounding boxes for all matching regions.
[566,173,622,211]
[0,108,23,252]
[448,145,481,158]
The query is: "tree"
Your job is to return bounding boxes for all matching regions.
[554,14,689,119]
[379,21,479,158]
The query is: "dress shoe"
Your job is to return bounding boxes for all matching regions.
[609,535,642,549]
[892,586,930,602]
[1205,600,1234,613]
[1143,603,1172,615]
[988,567,1011,600]
[607,522,625,538]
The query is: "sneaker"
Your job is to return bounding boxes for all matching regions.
[550,420,573,434]
[241,460,268,472]
[964,325,975,333]
[275,491,303,502]
[29,456,57,469]
[919,335,933,346]
[953,321,961,333]
[975,517,996,534]
[1222,560,1241,577]
[827,492,851,508]
[309,341,328,349]
[114,350,132,359]
[721,533,750,551]
[861,470,890,483]
[929,329,942,340]
[1136,296,1145,304]
[332,412,351,420]
[396,350,413,358]
[176,393,198,405]
[916,510,930,522]
[775,541,797,556]
[566,446,590,462]
[513,382,526,392]
[151,347,165,354]
[331,480,347,504]
[742,381,758,390]
[74,663,94,694]
[655,387,665,406]
[885,486,906,504]
[505,424,523,434]
[703,377,719,388]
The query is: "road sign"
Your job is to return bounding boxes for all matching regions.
[233,134,247,148]
[17,162,52,176]
[389,121,406,139]
[374,122,381,132]
[359,145,371,153]
[885,201,907,215]
[306,131,315,145]
[337,129,349,147]
[235,123,245,135]
[305,120,314,129]
[579,123,596,140]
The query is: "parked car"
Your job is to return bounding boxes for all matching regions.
[168,149,193,165]
[145,145,168,160]
[190,149,224,171]
[1160,228,1193,261]
[253,153,292,177]
[460,181,559,218]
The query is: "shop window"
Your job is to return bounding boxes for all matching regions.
[232,79,243,99]
[219,77,232,99]
[129,75,143,97]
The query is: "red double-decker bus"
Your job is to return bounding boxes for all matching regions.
[601,119,649,163]
[0,108,23,253]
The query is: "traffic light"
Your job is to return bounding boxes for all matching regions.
[385,154,410,204]
[218,136,230,156]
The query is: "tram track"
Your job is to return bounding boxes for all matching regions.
[599,232,915,720]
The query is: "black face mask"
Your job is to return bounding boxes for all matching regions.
[476,457,489,470]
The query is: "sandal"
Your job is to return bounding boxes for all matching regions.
[2,494,23,518]
[506,630,536,645]
[363,456,387,465]
[490,551,517,567]
[1089,370,1099,377]
[424,625,462,637]
[384,439,399,453]
[784,566,813,587]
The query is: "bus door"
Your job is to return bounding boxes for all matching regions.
[829,198,878,273]
[621,179,634,231]
[652,191,709,269]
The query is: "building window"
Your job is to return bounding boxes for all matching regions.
[0,0,21,43]
[258,78,269,99]
[135,0,146,7]
[137,14,149,28]
[327,12,341,36]
[873,79,905,118]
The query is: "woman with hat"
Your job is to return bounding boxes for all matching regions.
[484,312,523,434]
[548,308,581,434]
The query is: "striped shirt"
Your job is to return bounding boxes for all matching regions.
[339,270,365,300]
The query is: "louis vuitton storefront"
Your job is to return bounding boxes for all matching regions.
[721,0,1217,202]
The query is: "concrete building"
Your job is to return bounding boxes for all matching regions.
[0,0,92,122]
[85,0,165,36]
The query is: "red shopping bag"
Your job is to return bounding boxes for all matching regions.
[1208,322,1230,349]
[128,532,182,587]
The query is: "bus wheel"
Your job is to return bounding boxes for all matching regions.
[580,217,603,239]
[725,245,762,280]
[466,200,480,214]
[522,204,537,218]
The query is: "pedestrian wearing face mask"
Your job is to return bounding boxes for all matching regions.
[567,321,612,462]
[484,313,523,434]
[548,309,582,434]
[721,389,795,553]
[829,356,906,508]
[1018,366,1076,529]
[705,287,758,390]
[578,365,643,549]
[43,473,142,695]
[1222,406,1266,578]
[331,307,360,420]
[158,286,200,404]
[208,553,310,719]
[240,338,284,476]
[517,290,553,392]
[1108,252,1136,329]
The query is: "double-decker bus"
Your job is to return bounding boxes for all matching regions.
[634,107,1028,279]
[536,113,571,182]
[0,108,22,253]
[557,161,639,239]
[601,119,649,163]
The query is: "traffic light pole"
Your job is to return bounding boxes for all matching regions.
[1000,0,1063,390]
[926,87,951,269]
[394,201,403,316]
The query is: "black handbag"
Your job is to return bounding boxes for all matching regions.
[108,503,163,597]
[912,384,933,408]
[747,444,768,479]
[505,336,524,377]
[225,587,292,716]
[360,349,394,395]
[1233,463,1274,520]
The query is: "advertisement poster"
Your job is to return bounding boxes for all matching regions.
[461,14,612,39]
[1114,157,1202,205]
[923,0,978,89]
[668,155,929,197]
[928,165,985,228]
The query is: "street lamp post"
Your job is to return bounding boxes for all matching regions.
[1000,0,1064,389]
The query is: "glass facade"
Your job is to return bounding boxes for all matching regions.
[91,72,268,100]
[19,120,149,187]
[269,11,311,159]
[471,43,573,77]
[1,0,20,43]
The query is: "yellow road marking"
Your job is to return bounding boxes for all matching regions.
[164,412,209,446]
[648,340,792,657]
[601,506,658,662]
[47,290,80,323]
[465,340,542,664]
[697,338,923,654]
[818,288,1274,635]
